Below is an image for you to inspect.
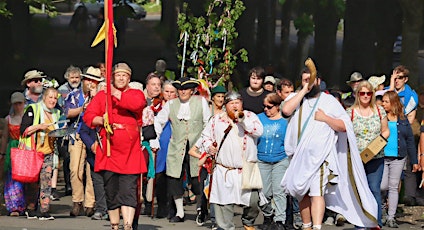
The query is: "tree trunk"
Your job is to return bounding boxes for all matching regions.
[279,0,294,79]
[255,0,275,67]
[236,0,256,82]
[399,0,423,86]
[341,0,376,89]
[313,0,340,88]
[160,0,178,46]
[374,0,402,75]
[8,0,31,79]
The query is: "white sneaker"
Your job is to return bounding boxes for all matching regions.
[324,216,334,225]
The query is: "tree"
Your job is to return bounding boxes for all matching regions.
[399,0,423,86]
[177,0,247,89]
[312,0,344,86]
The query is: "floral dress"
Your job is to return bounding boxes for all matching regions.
[4,116,26,214]
[346,106,386,159]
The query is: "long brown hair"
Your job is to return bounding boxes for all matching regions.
[383,91,405,119]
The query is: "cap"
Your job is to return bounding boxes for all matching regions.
[211,85,227,96]
[10,92,25,104]
[264,76,276,85]
[113,63,132,75]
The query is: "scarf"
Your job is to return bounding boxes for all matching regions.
[38,102,59,145]
[397,84,418,114]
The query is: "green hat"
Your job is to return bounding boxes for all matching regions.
[211,85,227,96]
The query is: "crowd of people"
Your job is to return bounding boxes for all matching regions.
[0,60,424,230]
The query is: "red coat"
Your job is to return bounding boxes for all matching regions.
[83,88,147,174]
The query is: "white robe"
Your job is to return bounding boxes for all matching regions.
[281,92,378,228]
[201,111,263,206]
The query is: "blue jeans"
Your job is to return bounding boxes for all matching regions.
[258,158,289,222]
[364,157,384,227]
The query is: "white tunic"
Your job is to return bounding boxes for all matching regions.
[201,111,263,206]
[281,92,378,228]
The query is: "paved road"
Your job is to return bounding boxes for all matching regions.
[0,184,423,230]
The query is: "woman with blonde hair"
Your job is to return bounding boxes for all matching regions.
[20,87,62,220]
[381,91,419,228]
[346,80,389,228]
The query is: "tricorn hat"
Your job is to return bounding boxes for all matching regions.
[81,67,104,82]
[172,77,199,90]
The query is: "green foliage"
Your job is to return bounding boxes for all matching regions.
[294,13,314,37]
[177,0,247,88]
[0,1,12,18]
[143,2,161,14]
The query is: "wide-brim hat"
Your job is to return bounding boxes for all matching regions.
[172,77,199,90]
[21,70,46,85]
[368,75,386,90]
[346,72,364,84]
[81,66,104,82]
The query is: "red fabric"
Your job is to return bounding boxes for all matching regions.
[83,89,147,174]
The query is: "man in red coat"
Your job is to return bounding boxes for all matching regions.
[83,62,147,230]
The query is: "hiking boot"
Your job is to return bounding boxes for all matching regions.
[38,212,54,220]
[335,213,346,226]
[85,207,95,217]
[386,218,399,228]
[275,221,287,230]
[70,202,83,216]
[25,209,38,219]
[261,215,273,230]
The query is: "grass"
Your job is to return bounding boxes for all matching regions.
[143,2,161,14]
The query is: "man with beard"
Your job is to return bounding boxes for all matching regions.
[21,70,46,106]
[57,65,82,198]
[201,91,264,230]
[58,65,82,101]
[280,69,379,229]
[65,66,103,217]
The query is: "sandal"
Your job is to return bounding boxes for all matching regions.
[111,223,120,230]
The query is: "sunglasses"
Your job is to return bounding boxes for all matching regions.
[29,79,42,83]
[396,76,405,80]
[263,104,275,109]
[359,91,373,96]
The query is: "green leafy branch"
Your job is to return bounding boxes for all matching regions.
[177,0,247,88]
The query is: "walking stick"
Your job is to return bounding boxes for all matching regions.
[150,150,157,218]
[208,124,232,201]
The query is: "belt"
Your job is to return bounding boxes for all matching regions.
[216,162,242,182]
[112,123,139,132]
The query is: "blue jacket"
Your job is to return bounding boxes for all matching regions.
[389,118,418,164]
